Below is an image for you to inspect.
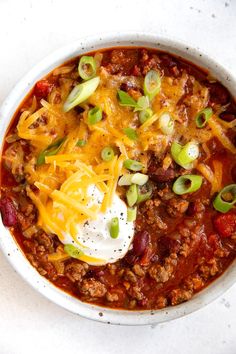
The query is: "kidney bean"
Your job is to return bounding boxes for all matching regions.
[149,167,175,183]
[148,158,175,182]
[207,82,230,105]
[219,111,236,122]
[133,230,150,257]
[34,80,53,99]
[0,197,18,227]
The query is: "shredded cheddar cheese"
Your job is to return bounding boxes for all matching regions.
[208,117,236,154]
[196,160,223,195]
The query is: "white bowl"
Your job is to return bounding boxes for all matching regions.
[0,33,236,325]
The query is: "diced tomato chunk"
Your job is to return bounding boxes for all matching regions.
[34,80,53,99]
[0,197,18,227]
[213,212,236,238]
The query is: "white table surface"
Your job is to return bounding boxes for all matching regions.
[0,0,235,353]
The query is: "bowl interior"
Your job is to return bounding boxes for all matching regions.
[0,33,236,325]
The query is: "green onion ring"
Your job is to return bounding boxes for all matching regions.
[173,175,203,195]
[171,141,199,169]
[159,112,174,135]
[78,56,97,80]
[177,142,199,166]
[144,70,161,101]
[101,147,115,161]
[213,184,236,213]
[195,107,213,128]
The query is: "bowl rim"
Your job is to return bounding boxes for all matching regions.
[0,32,236,326]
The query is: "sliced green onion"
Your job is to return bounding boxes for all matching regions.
[136,183,153,204]
[195,107,213,128]
[131,173,149,185]
[126,184,138,207]
[159,112,174,135]
[123,159,144,172]
[127,206,137,222]
[64,244,84,259]
[78,56,97,80]
[123,127,138,140]
[213,184,236,213]
[144,70,161,101]
[37,137,65,166]
[117,90,137,108]
[101,147,114,161]
[177,142,199,166]
[109,217,119,239]
[139,108,153,124]
[63,77,100,112]
[171,141,199,169]
[171,142,191,170]
[117,90,150,112]
[134,96,150,112]
[88,106,103,125]
[171,141,182,158]
[76,139,86,147]
[118,174,133,186]
[173,175,203,195]
[118,173,148,186]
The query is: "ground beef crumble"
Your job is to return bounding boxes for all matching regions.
[166,198,189,217]
[80,279,107,298]
[65,262,89,283]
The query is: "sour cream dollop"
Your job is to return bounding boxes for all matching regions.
[62,185,135,265]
